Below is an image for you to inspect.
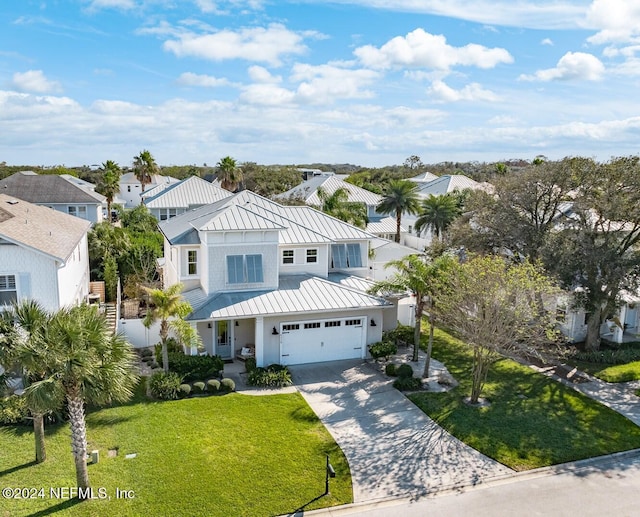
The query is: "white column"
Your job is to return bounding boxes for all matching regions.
[255,316,264,367]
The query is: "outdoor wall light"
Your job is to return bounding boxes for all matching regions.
[370,319,377,327]
[207,323,212,329]
[272,326,279,335]
[235,321,239,326]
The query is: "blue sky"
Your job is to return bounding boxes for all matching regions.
[1,1,639,168]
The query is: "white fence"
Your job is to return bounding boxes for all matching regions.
[119,318,161,349]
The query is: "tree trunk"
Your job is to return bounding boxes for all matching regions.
[422,316,434,378]
[67,395,90,493]
[395,209,401,243]
[33,412,46,463]
[412,303,423,362]
[161,321,170,373]
[470,345,492,404]
[584,308,603,352]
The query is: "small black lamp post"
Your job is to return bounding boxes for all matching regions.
[325,455,336,495]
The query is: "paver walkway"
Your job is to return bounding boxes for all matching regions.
[291,359,512,503]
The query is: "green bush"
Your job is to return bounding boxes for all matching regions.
[247,365,293,387]
[0,396,29,426]
[141,348,153,358]
[149,372,183,400]
[369,341,398,361]
[245,357,257,373]
[393,376,422,391]
[396,363,414,378]
[154,338,183,363]
[383,324,414,346]
[206,379,221,393]
[192,381,206,394]
[167,353,224,382]
[220,378,235,393]
[573,348,640,365]
[178,384,192,398]
[385,363,398,377]
[149,361,159,370]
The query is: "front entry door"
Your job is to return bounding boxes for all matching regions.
[216,321,231,359]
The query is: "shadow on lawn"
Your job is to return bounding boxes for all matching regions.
[25,497,84,517]
[0,460,37,477]
[286,492,331,516]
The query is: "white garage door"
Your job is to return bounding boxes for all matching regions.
[280,317,366,365]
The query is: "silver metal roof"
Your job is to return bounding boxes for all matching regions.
[366,217,406,235]
[416,174,480,196]
[187,275,391,320]
[143,176,233,208]
[277,175,382,206]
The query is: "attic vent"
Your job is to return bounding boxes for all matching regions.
[7,199,19,205]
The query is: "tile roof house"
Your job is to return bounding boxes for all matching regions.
[0,171,106,224]
[157,190,402,367]
[0,194,91,312]
[141,176,234,221]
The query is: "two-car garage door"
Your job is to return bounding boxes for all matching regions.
[279,317,366,365]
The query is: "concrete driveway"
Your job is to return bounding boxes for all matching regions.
[291,360,513,503]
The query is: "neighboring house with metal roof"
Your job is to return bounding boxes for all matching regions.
[119,172,180,208]
[0,194,91,312]
[157,190,402,367]
[141,176,234,221]
[407,171,440,185]
[0,171,106,224]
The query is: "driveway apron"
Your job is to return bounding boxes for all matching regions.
[291,360,513,503]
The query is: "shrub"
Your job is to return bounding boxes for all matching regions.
[393,376,422,391]
[154,338,183,363]
[149,372,182,400]
[220,378,235,393]
[396,363,414,378]
[0,396,29,426]
[141,348,153,358]
[245,357,257,373]
[206,379,221,393]
[369,341,398,361]
[247,365,293,387]
[384,324,414,346]
[149,361,159,370]
[167,353,224,382]
[385,363,398,377]
[178,384,192,398]
[573,348,640,365]
[192,381,206,394]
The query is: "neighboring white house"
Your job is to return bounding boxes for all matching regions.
[0,194,91,312]
[156,190,403,367]
[119,172,180,208]
[142,176,233,221]
[0,171,106,224]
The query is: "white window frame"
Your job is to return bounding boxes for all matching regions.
[282,249,294,265]
[0,274,17,306]
[187,249,198,276]
[306,249,318,264]
[226,254,264,285]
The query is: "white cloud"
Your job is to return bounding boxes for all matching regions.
[427,80,499,102]
[84,0,136,10]
[239,84,296,106]
[290,63,379,104]
[176,72,231,87]
[163,23,310,66]
[586,0,640,45]
[247,65,282,84]
[354,28,513,71]
[10,70,62,94]
[519,52,604,81]
[541,38,554,46]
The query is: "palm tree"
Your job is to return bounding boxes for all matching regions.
[97,160,121,220]
[142,283,193,373]
[369,254,455,366]
[376,180,420,243]
[414,194,461,241]
[26,304,138,492]
[133,149,158,197]
[216,156,243,192]
[316,186,368,229]
[0,300,55,464]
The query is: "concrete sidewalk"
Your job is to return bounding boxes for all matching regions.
[291,359,512,503]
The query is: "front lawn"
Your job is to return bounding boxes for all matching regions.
[1,381,351,516]
[596,361,640,382]
[408,329,640,471]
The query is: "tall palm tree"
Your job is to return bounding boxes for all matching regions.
[376,180,420,243]
[369,254,455,367]
[142,283,193,373]
[216,156,243,192]
[414,194,461,241]
[0,300,54,463]
[133,149,158,197]
[26,304,138,492]
[317,186,368,229]
[97,160,122,220]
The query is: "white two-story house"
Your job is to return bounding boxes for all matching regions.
[0,194,91,312]
[158,190,397,367]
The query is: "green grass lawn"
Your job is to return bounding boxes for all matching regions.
[1,382,352,517]
[408,329,640,471]
[595,361,640,382]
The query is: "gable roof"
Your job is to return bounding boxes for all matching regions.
[0,171,105,204]
[0,194,91,262]
[142,176,233,208]
[407,171,439,183]
[186,274,391,320]
[277,175,382,206]
[366,216,406,235]
[159,189,374,246]
[416,174,480,196]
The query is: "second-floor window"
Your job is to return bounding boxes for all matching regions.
[227,254,264,284]
[0,275,17,305]
[282,250,294,264]
[68,205,87,219]
[306,249,318,263]
[159,208,178,221]
[187,250,198,275]
[330,243,362,268]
